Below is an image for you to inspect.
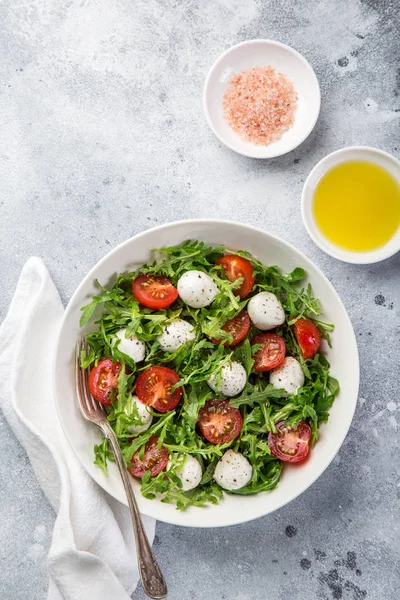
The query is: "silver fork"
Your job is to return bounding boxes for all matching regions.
[75,337,167,599]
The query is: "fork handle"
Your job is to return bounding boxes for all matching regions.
[99,420,167,599]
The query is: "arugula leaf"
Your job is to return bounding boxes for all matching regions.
[287,267,306,283]
[199,459,217,485]
[315,394,335,415]
[80,347,96,369]
[327,376,340,396]
[80,281,122,327]
[236,338,254,377]
[230,384,287,408]
[93,437,114,476]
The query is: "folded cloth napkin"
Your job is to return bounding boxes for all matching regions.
[0,257,155,600]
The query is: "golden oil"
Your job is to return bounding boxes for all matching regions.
[313,161,400,252]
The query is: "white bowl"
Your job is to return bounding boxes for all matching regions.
[302,147,400,264]
[203,39,320,159]
[54,220,359,528]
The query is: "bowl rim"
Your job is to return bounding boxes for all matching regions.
[301,146,400,264]
[54,218,359,527]
[203,38,321,159]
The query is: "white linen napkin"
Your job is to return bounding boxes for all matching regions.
[0,257,156,600]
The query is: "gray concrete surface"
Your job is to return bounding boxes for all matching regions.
[1,0,399,598]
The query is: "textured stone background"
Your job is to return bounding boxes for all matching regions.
[1,0,399,598]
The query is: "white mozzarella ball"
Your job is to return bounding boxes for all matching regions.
[157,319,196,352]
[177,270,219,308]
[247,292,285,330]
[269,357,305,397]
[112,328,146,363]
[213,450,252,491]
[175,455,202,491]
[207,361,247,397]
[125,395,153,434]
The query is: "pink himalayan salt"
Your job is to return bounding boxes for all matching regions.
[222,65,298,146]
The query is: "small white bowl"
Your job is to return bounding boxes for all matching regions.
[301,146,400,264]
[203,39,321,159]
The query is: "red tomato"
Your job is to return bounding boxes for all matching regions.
[216,255,254,298]
[197,399,243,445]
[88,359,121,405]
[251,334,286,372]
[293,318,321,359]
[136,366,182,413]
[268,421,311,463]
[212,310,251,346]
[128,435,169,478]
[132,274,178,309]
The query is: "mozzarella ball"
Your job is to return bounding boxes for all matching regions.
[112,328,145,363]
[125,395,153,434]
[247,292,285,330]
[269,357,305,397]
[207,361,247,397]
[213,450,252,491]
[175,455,202,491]
[157,319,196,352]
[177,270,219,308]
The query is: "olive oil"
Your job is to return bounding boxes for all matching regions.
[313,161,400,252]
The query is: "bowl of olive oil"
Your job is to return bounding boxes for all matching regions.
[302,147,400,263]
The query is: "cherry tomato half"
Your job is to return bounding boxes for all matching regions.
[136,366,182,413]
[268,421,311,463]
[212,310,251,346]
[216,255,254,298]
[132,274,178,309]
[251,334,286,372]
[88,359,121,406]
[293,318,321,359]
[197,399,243,445]
[128,435,169,478]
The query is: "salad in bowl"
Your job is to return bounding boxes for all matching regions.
[79,240,339,510]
